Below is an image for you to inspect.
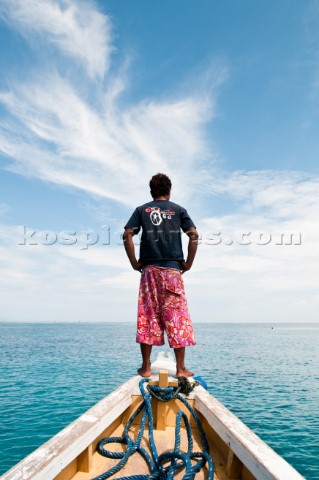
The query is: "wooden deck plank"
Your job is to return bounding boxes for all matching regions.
[71,424,220,480]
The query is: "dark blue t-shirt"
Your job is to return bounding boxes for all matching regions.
[124,200,196,264]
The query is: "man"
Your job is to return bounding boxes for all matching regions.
[123,173,199,378]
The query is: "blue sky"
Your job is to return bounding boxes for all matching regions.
[1,0,319,323]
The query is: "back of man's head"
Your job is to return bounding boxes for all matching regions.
[149,173,172,198]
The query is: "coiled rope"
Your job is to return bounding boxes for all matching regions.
[91,377,214,480]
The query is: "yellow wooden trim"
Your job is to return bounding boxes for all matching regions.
[226,449,243,479]
[156,370,168,430]
[148,381,178,387]
[54,460,77,480]
[77,445,93,473]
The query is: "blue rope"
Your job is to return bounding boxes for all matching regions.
[92,379,214,480]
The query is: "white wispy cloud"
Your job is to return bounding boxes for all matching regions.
[202,169,318,239]
[0,0,112,78]
[190,170,319,317]
[0,72,215,206]
[0,223,138,322]
[0,0,222,208]
[208,170,319,219]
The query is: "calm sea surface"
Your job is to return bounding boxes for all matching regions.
[0,323,318,479]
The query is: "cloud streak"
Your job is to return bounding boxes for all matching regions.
[0,73,216,206]
[207,170,319,219]
[0,223,138,322]
[0,1,225,208]
[0,0,112,78]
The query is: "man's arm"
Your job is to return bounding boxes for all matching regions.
[180,227,199,274]
[123,228,143,272]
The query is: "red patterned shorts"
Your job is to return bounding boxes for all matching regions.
[136,265,196,348]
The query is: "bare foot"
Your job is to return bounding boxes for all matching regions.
[137,367,152,377]
[175,368,194,378]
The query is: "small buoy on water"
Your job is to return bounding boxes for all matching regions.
[194,376,208,390]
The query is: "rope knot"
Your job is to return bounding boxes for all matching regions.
[176,376,200,395]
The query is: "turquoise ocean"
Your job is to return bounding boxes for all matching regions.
[0,322,318,479]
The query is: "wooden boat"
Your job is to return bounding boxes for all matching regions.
[2,352,305,480]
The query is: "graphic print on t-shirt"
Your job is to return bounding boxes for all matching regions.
[150,210,162,225]
[145,206,176,226]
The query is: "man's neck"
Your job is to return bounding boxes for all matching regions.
[153,195,170,201]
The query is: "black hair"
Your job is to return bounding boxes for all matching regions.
[149,173,172,198]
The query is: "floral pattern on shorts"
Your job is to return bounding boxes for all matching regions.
[136,265,196,348]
